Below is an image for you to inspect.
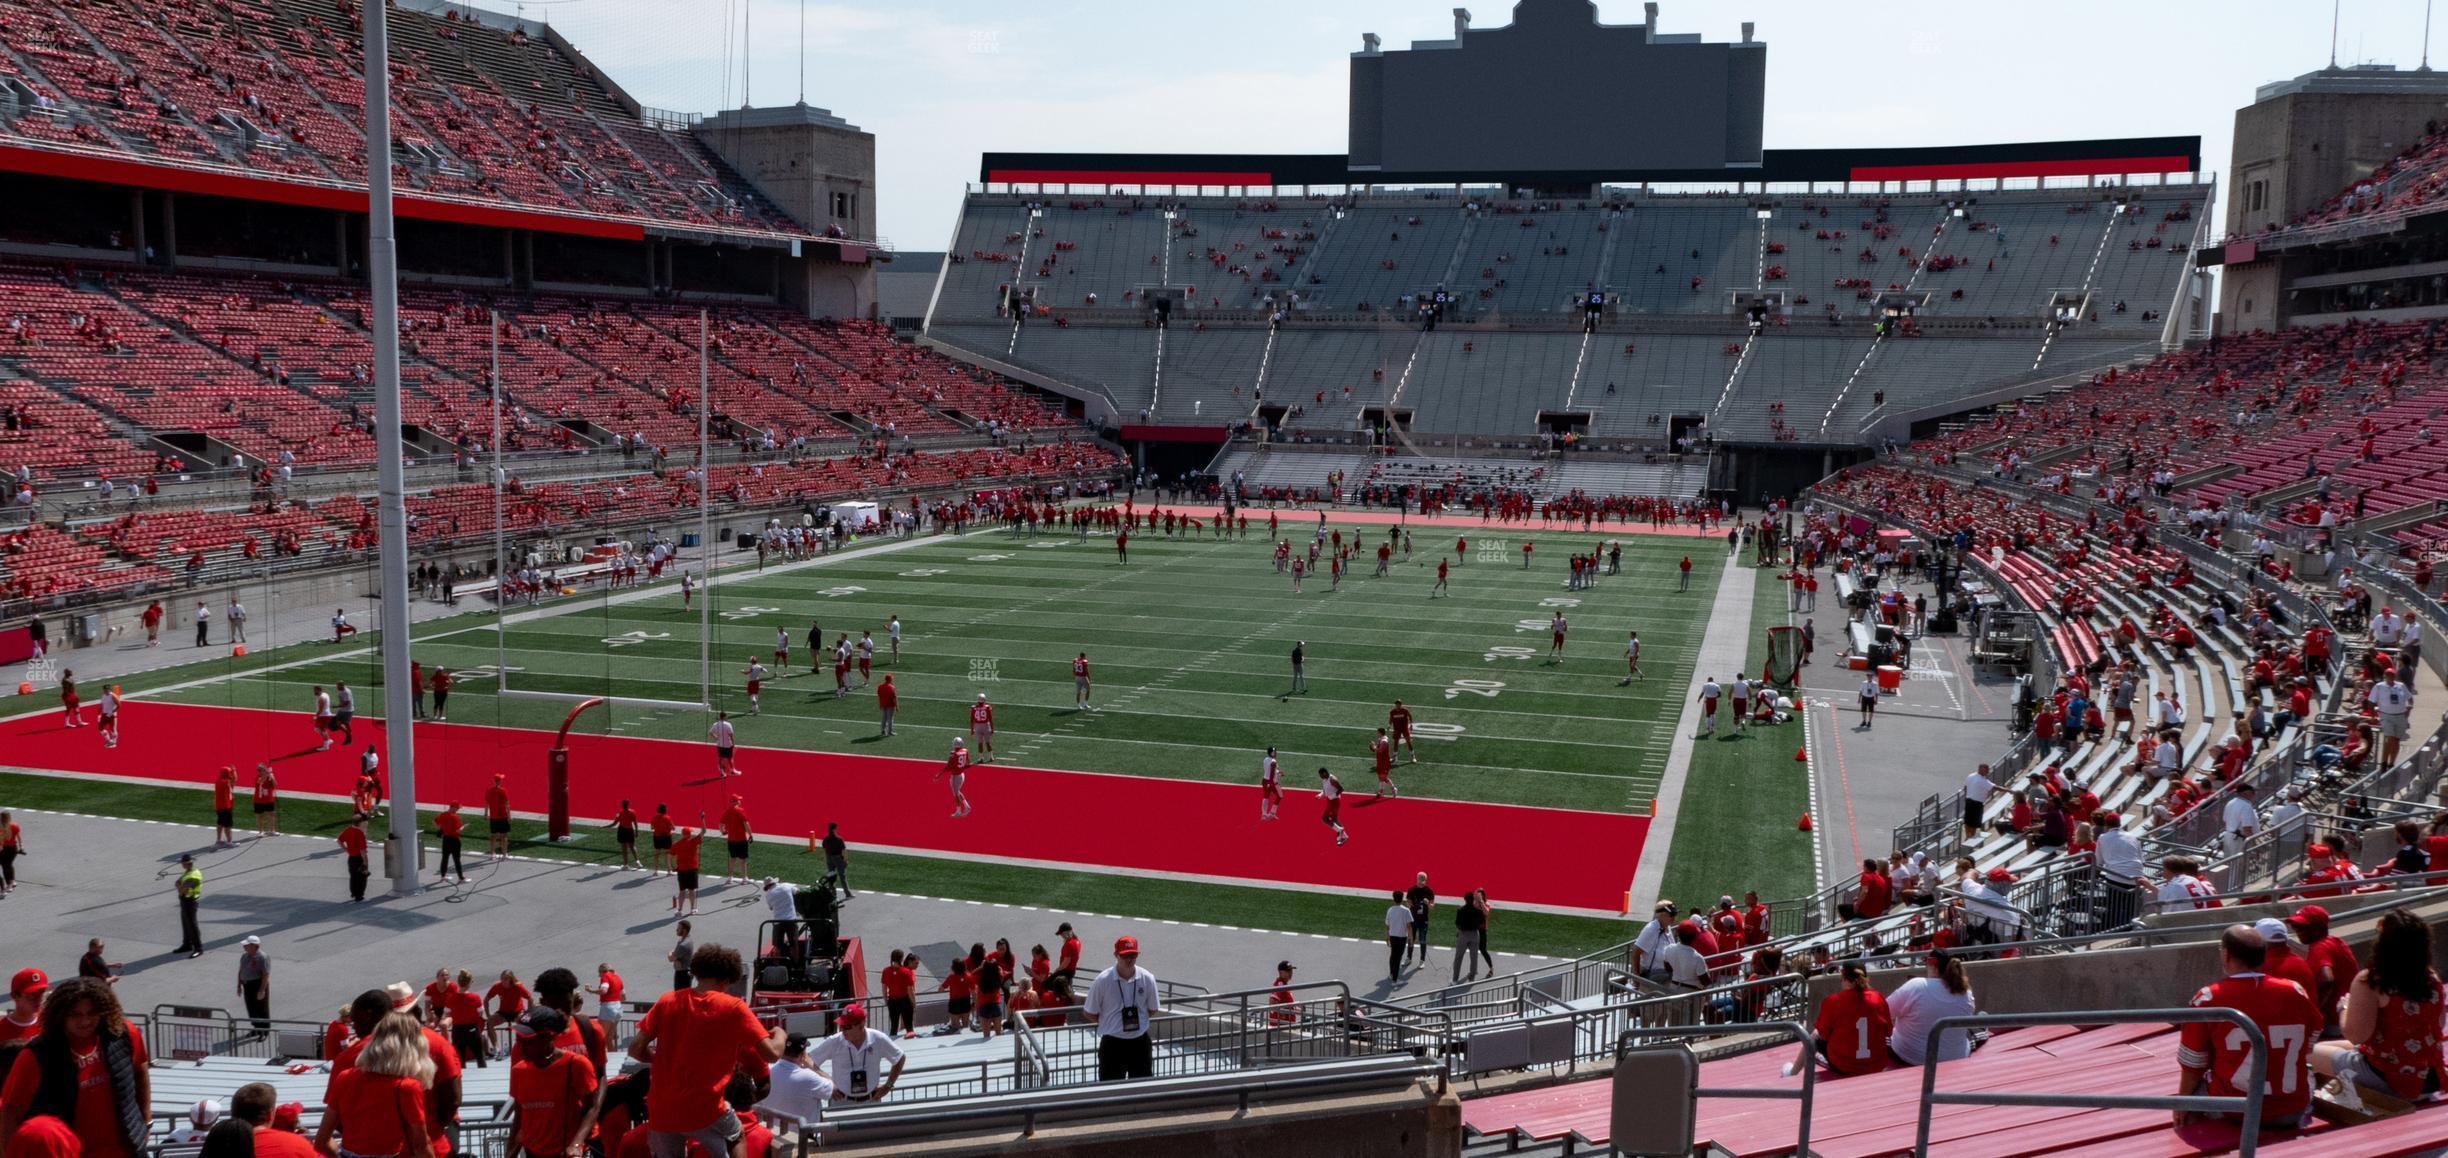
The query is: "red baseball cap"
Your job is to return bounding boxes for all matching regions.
[272,1104,304,1131]
[2286,905,2331,928]
[9,968,46,999]
[1113,936,1140,957]
[837,1004,867,1025]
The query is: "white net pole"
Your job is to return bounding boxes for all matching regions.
[698,309,713,710]
[492,310,507,694]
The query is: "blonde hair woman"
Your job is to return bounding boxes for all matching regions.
[316,1012,435,1158]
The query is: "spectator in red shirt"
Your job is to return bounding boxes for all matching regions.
[879,950,917,1040]
[508,1008,600,1158]
[627,945,784,1158]
[445,971,489,1068]
[1812,964,1893,1076]
[339,814,371,903]
[318,1013,436,1158]
[2287,905,2359,1037]
[1842,859,1892,921]
[0,977,151,1158]
[484,774,512,859]
[2175,925,2320,1131]
[434,803,467,885]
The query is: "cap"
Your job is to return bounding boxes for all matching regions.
[1985,867,2018,884]
[190,1099,223,1126]
[2095,810,2120,826]
[1277,961,1296,973]
[272,1104,304,1131]
[384,982,417,1010]
[10,968,47,998]
[514,1007,568,1038]
[1114,935,1140,957]
[242,935,261,947]
[2287,904,2332,928]
[837,1004,868,1025]
[2253,918,2292,945]
[1719,895,1735,907]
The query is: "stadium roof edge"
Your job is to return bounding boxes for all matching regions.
[979,135,2203,188]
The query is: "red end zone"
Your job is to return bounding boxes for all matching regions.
[1,702,1647,914]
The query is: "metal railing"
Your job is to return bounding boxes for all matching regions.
[1915,1009,2269,1156]
[1614,1023,1820,1158]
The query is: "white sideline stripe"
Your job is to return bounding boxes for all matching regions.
[1627,554,1759,915]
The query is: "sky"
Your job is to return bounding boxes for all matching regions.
[489,0,2446,247]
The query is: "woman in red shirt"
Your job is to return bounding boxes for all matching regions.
[2314,908,2447,1108]
[936,959,975,1035]
[446,971,489,1068]
[433,804,466,885]
[0,977,151,1158]
[317,1012,434,1158]
[1812,964,1894,1076]
[0,810,19,898]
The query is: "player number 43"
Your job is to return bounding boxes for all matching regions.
[1445,679,1505,701]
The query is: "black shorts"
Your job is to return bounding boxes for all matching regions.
[489,818,511,835]
[677,868,699,890]
[727,840,750,860]
[716,745,735,759]
[617,826,637,846]
[253,801,275,815]
[947,996,972,1016]
[334,711,354,727]
[652,833,673,851]
[216,807,234,828]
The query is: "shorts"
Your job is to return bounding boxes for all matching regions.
[978,1002,1004,1022]
[617,826,637,846]
[745,681,761,696]
[727,840,750,860]
[489,818,511,835]
[652,833,673,851]
[973,724,993,739]
[98,713,116,727]
[335,711,354,727]
[677,868,700,890]
[216,807,235,828]
[716,745,735,760]
[254,801,276,815]
[646,1108,742,1158]
[1731,699,1748,714]
[1553,633,1566,646]
[1323,800,1342,822]
[2382,712,2412,740]
[947,996,972,1016]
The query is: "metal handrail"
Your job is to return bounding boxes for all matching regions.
[1915,1008,2268,1156]
[1613,1021,1819,1158]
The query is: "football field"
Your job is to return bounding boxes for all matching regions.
[2,518,1748,953]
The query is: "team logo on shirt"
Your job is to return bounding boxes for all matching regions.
[968,658,1000,682]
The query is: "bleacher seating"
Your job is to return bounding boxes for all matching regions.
[0,0,804,237]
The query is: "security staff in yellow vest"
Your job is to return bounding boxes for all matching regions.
[173,854,204,958]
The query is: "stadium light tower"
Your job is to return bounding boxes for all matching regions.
[363,0,420,896]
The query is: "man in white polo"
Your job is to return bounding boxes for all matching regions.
[758,1033,835,1132]
[1082,936,1159,1081]
[1961,764,1997,843]
[2219,781,2261,858]
[806,1005,902,1107]
[2372,668,2415,767]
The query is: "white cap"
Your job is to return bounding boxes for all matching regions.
[977,692,988,701]
[190,1099,222,1126]
[242,935,261,947]
[2254,917,2292,946]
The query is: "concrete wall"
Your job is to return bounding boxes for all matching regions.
[824,1086,1460,1158]
[2225,89,2448,238]
[695,108,877,242]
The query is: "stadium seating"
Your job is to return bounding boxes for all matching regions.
[0,0,801,237]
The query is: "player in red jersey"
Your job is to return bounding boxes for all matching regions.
[1072,652,1093,710]
[1115,527,1129,564]
[1455,535,1467,563]
[1432,557,1450,598]
[969,693,996,761]
[1259,747,1283,820]
[1812,963,1893,1076]
[1375,542,1392,578]
[1370,728,1400,799]
[936,739,972,818]
[1388,700,1418,764]
[1317,767,1348,846]
[2176,924,2321,1130]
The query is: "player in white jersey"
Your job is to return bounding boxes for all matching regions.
[855,632,875,686]
[313,686,334,751]
[887,615,902,664]
[1259,747,1282,820]
[1549,612,1569,662]
[741,658,769,714]
[773,626,792,676]
[680,572,695,609]
[96,685,120,748]
[708,711,740,777]
[1622,630,1642,685]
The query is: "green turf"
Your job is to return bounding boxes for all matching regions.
[0,770,1628,959]
[1652,567,1817,908]
[18,523,1740,957]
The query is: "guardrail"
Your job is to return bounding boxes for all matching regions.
[1614,1022,1820,1158]
[1914,1008,2269,1156]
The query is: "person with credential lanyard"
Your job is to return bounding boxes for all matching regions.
[1083,937,1159,1081]
[806,1006,903,1107]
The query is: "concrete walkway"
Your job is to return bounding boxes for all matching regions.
[0,808,1561,1022]
[1627,555,1758,914]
